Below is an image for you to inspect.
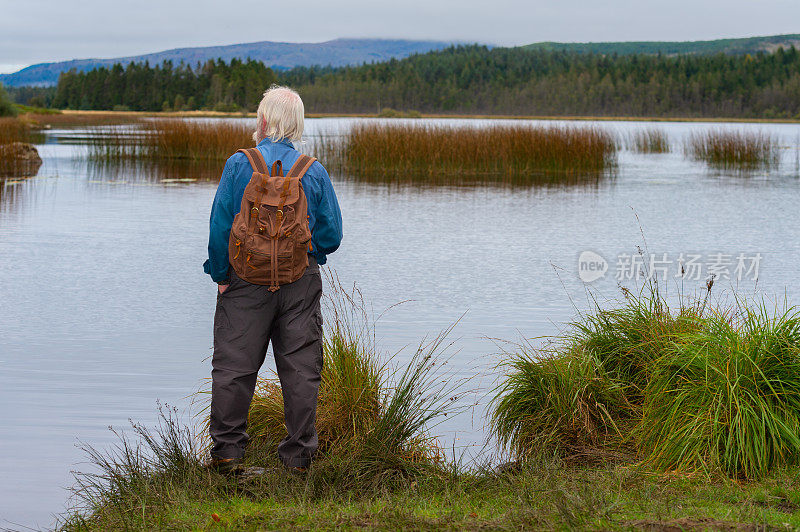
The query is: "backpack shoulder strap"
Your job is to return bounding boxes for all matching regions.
[237,147,268,174]
[286,154,317,178]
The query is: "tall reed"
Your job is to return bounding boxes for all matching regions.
[143,119,253,161]
[87,119,253,162]
[0,117,31,145]
[317,122,617,184]
[628,128,670,153]
[686,129,778,169]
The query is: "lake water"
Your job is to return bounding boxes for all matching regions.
[2,117,800,529]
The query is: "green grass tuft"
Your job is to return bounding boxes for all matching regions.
[492,288,800,480]
[639,303,800,479]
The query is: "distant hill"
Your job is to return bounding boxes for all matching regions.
[0,38,453,87]
[523,34,800,56]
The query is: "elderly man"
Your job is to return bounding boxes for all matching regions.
[203,86,343,473]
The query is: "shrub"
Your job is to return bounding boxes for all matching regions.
[0,83,18,117]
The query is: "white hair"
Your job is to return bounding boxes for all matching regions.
[252,85,305,144]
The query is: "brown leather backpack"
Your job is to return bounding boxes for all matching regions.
[228,147,316,291]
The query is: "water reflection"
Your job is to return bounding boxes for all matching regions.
[0,175,35,213]
[0,144,43,178]
[87,158,223,183]
[328,168,615,189]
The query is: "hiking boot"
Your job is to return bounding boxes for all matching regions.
[286,465,308,476]
[205,456,243,475]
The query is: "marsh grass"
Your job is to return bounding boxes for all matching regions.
[144,119,253,161]
[0,117,31,145]
[686,129,779,169]
[87,119,253,162]
[59,278,800,529]
[316,122,617,184]
[490,344,635,464]
[628,128,670,153]
[492,286,800,479]
[245,272,467,485]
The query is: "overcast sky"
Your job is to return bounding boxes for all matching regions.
[1,0,799,73]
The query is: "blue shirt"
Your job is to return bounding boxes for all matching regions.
[203,138,343,283]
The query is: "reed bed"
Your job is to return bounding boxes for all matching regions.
[0,117,31,145]
[686,129,779,169]
[492,288,800,479]
[628,128,670,153]
[144,119,253,161]
[317,122,617,184]
[87,119,253,162]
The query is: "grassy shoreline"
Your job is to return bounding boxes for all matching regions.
[65,461,800,530]
[61,277,800,530]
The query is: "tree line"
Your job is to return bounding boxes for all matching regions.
[46,45,800,118]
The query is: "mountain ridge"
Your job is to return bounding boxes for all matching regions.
[0,38,454,87]
[3,33,799,88]
[523,33,800,55]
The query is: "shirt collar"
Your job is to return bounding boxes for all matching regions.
[257,137,294,149]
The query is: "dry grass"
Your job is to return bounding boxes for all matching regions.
[0,117,42,177]
[88,119,253,162]
[686,129,779,169]
[628,128,670,153]
[316,122,617,184]
[0,117,31,145]
[143,119,253,161]
[23,112,141,128]
[245,273,466,480]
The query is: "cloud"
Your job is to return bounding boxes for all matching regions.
[2,0,799,67]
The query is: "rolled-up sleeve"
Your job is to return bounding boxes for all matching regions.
[203,160,236,283]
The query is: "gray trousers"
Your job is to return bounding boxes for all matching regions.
[210,258,323,468]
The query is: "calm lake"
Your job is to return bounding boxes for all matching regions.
[2,117,800,528]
